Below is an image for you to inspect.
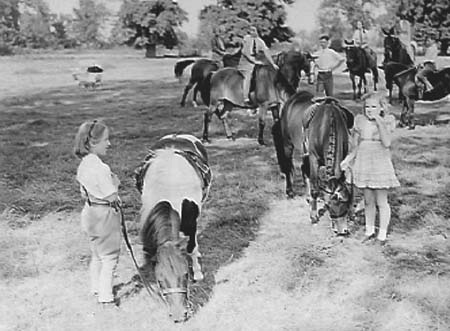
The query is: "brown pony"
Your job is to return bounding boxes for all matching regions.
[201,50,314,143]
[272,91,354,234]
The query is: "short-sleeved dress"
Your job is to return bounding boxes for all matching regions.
[352,114,400,189]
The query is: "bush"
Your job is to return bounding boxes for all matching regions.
[0,43,14,56]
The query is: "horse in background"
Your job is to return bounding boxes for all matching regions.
[394,66,450,129]
[175,48,242,107]
[251,50,315,145]
[272,91,354,235]
[200,49,314,143]
[383,61,410,104]
[343,40,378,99]
[134,134,212,322]
[381,27,415,67]
[381,27,415,103]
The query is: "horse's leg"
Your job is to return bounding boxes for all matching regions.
[309,156,320,223]
[202,108,213,143]
[180,78,195,107]
[257,103,268,145]
[351,74,357,100]
[180,200,203,281]
[373,67,378,91]
[219,101,235,140]
[362,74,367,95]
[285,145,295,198]
[192,84,199,107]
[407,98,415,130]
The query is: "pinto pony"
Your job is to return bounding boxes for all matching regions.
[272,91,354,234]
[134,134,212,322]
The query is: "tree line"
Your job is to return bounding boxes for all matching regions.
[0,0,448,56]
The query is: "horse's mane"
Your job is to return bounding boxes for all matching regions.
[141,200,180,258]
[157,241,187,274]
[311,100,353,179]
[294,90,315,103]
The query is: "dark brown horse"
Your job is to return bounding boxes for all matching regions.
[343,40,378,99]
[134,134,212,322]
[394,66,450,129]
[381,27,415,67]
[175,48,242,107]
[383,61,410,104]
[201,50,314,143]
[272,91,354,234]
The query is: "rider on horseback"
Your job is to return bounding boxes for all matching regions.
[211,26,227,65]
[415,35,439,99]
[239,25,279,107]
[352,21,376,72]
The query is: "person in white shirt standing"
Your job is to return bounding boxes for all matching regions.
[312,34,346,97]
[74,119,121,306]
[238,25,278,106]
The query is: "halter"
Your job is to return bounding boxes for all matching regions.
[161,287,188,296]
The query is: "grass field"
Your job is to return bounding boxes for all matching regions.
[1,49,450,330]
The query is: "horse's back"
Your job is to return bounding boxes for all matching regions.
[280,90,315,150]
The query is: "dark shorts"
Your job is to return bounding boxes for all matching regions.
[316,71,334,96]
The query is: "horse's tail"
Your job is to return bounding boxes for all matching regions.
[141,200,179,259]
[271,120,291,175]
[174,59,195,78]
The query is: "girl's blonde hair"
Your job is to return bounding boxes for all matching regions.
[361,91,389,114]
[73,119,108,158]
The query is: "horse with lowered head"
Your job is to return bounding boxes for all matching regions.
[272,91,354,235]
[175,48,242,107]
[201,49,314,143]
[343,40,378,99]
[134,134,212,322]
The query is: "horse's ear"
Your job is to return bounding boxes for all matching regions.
[381,27,389,36]
[389,27,395,35]
[343,39,353,46]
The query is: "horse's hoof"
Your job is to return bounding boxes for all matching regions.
[193,271,204,282]
[180,102,185,107]
[202,138,211,144]
[311,216,319,224]
[192,101,198,108]
[337,230,350,237]
[257,139,266,146]
[286,191,294,199]
[227,135,235,141]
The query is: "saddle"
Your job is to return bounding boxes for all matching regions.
[134,137,212,202]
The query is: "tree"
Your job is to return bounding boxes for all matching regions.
[0,0,20,51]
[198,0,295,50]
[404,0,450,54]
[18,0,53,48]
[72,0,110,47]
[115,0,188,58]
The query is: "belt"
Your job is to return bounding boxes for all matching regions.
[318,70,332,73]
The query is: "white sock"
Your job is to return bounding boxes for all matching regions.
[377,229,387,241]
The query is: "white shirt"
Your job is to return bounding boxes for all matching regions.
[240,34,268,66]
[312,48,345,72]
[76,154,117,200]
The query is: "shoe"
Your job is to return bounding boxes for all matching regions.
[361,233,376,243]
[244,99,256,108]
[376,238,387,246]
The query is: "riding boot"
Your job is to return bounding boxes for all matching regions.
[257,119,265,145]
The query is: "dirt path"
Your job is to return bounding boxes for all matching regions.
[187,198,434,330]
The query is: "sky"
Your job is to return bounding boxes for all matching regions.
[45,0,320,35]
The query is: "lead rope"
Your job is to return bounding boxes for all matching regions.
[117,205,166,305]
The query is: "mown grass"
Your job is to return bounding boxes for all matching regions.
[0,78,285,318]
